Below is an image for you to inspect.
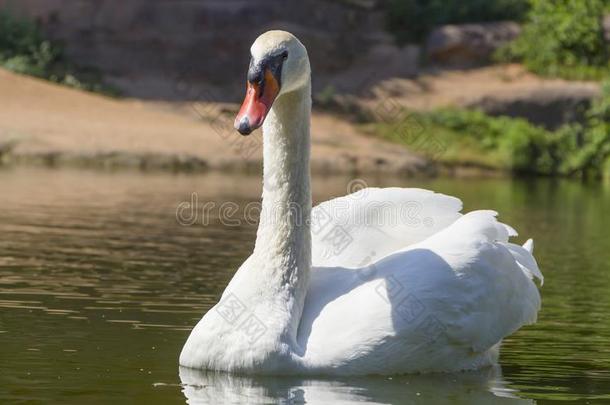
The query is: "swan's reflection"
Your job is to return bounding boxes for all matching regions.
[179,365,532,404]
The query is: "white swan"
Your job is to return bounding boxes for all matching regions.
[179,30,543,375]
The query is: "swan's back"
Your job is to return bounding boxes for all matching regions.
[311,188,463,268]
[298,189,542,375]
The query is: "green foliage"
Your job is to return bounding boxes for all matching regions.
[425,109,553,172]
[0,11,118,96]
[560,81,610,177]
[385,0,530,44]
[371,82,610,179]
[498,0,610,80]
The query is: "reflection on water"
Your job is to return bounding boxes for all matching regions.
[179,366,531,404]
[0,168,609,403]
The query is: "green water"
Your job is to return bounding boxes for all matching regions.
[1,168,609,404]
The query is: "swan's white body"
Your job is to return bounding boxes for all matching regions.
[179,31,542,375]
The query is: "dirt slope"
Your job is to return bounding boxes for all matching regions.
[0,68,426,175]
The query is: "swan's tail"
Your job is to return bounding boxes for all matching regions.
[446,211,543,286]
[506,240,543,286]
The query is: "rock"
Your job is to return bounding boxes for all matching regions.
[426,21,521,67]
[359,43,420,78]
[318,42,420,95]
[468,83,601,130]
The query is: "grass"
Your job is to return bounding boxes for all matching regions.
[365,82,610,179]
[365,109,545,171]
[0,10,118,96]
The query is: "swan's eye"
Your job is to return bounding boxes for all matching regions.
[281,51,288,60]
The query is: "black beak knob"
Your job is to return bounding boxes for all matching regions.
[235,117,253,136]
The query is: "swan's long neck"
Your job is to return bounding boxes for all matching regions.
[253,82,311,343]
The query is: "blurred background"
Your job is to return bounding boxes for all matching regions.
[1,1,610,404]
[0,0,608,176]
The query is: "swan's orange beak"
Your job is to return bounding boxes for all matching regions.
[234,69,280,136]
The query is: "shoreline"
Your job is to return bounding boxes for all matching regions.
[0,152,511,179]
[0,68,434,178]
[1,66,598,180]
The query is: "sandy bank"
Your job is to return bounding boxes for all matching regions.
[0,69,428,176]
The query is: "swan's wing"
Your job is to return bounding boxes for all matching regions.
[421,211,542,352]
[300,211,542,374]
[311,188,463,268]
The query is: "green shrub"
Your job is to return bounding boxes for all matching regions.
[370,82,610,179]
[0,10,118,95]
[418,108,556,173]
[385,0,530,44]
[498,0,610,80]
[560,81,610,177]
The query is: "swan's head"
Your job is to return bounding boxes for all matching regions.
[234,30,310,135]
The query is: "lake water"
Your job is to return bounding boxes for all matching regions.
[1,168,609,404]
